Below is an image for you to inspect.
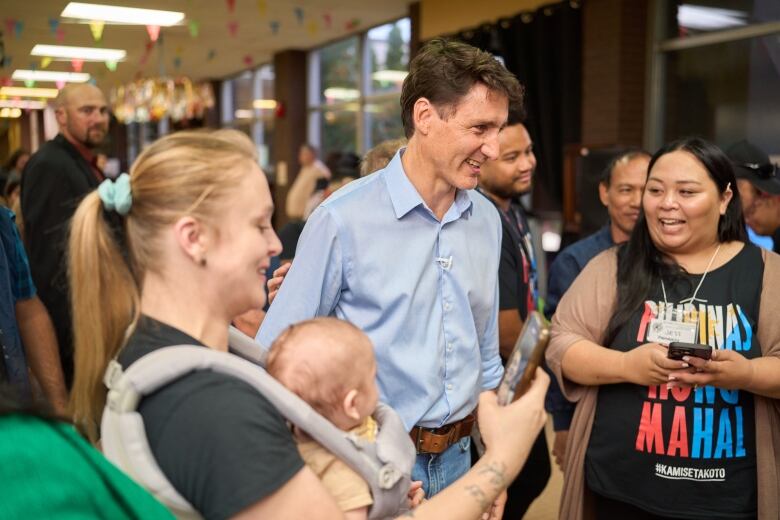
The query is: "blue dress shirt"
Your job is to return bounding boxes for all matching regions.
[258,149,504,430]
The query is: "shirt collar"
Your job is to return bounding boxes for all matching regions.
[383,148,474,220]
[62,133,96,165]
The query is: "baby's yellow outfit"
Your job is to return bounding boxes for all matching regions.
[296,417,378,511]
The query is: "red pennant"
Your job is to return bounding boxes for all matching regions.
[323,13,332,29]
[146,24,160,42]
[226,0,236,13]
[243,54,253,66]
[56,80,65,89]
[71,59,84,72]
[227,20,239,37]
[56,27,65,42]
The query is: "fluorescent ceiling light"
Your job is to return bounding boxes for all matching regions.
[678,5,747,31]
[61,2,184,26]
[0,86,60,99]
[371,70,408,83]
[32,44,126,62]
[0,99,47,109]
[12,70,90,83]
[0,108,22,118]
[323,87,360,101]
[252,99,278,110]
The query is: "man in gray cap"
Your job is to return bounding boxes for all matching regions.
[727,140,780,253]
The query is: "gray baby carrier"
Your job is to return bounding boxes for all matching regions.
[100,327,415,520]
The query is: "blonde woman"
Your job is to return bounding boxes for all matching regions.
[68,129,549,519]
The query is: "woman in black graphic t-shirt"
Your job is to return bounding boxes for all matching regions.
[548,137,780,519]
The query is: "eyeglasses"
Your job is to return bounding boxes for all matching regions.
[738,162,777,179]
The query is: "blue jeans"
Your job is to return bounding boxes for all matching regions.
[412,436,471,498]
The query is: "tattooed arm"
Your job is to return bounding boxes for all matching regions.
[398,369,549,519]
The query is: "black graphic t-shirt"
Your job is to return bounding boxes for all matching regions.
[586,243,762,519]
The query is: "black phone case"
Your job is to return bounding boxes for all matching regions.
[667,341,712,360]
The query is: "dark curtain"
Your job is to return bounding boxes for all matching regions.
[454,1,582,211]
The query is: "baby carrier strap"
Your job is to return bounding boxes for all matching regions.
[102,337,414,519]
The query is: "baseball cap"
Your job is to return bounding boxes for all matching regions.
[725,140,780,195]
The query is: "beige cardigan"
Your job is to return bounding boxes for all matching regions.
[546,246,780,520]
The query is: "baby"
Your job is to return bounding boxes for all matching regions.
[267,317,380,520]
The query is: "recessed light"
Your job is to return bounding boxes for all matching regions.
[0,99,48,109]
[61,2,185,26]
[32,45,127,62]
[0,86,60,99]
[12,70,91,83]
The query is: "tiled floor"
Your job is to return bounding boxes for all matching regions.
[523,418,562,520]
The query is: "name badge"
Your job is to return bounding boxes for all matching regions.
[646,319,697,345]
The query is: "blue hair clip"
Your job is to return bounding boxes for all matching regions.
[98,173,132,216]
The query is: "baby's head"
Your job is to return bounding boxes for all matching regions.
[267,317,378,430]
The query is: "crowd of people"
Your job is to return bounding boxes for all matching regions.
[0,36,778,520]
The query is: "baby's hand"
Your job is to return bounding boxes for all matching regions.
[407,480,425,508]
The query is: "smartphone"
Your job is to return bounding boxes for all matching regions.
[496,311,550,405]
[667,341,712,361]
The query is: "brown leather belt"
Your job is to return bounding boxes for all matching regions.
[409,413,476,454]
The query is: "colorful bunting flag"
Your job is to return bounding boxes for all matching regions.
[146,25,160,42]
[306,20,318,36]
[257,0,268,16]
[4,19,15,36]
[207,49,216,61]
[56,80,65,89]
[56,27,65,42]
[243,54,253,66]
[270,20,280,34]
[188,20,200,38]
[71,59,84,72]
[173,56,181,69]
[105,60,117,71]
[226,0,236,13]
[40,56,52,69]
[89,20,105,42]
[24,79,34,88]
[14,20,23,38]
[48,18,59,34]
[345,18,361,31]
[294,7,304,24]
[227,20,239,37]
[323,13,332,29]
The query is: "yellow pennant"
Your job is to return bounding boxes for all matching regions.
[89,20,105,42]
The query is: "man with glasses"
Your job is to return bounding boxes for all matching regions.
[726,140,780,253]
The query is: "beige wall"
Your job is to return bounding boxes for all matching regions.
[420,0,551,39]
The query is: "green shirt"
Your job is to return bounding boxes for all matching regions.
[0,414,174,519]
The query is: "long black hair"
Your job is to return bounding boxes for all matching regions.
[604,137,747,344]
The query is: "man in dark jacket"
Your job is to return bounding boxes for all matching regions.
[21,83,109,387]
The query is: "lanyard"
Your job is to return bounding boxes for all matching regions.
[660,243,721,343]
[500,205,539,305]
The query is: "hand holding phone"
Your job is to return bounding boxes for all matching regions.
[667,341,712,361]
[496,311,550,405]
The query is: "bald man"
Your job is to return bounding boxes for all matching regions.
[21,83,110,387]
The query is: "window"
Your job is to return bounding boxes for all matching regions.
[222,64,276,172]
[647,1,780,155]
[308,18,410,159]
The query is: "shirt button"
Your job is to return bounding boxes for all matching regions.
[444,303,451,311]
[447,343,453,352]
[447,383,453,391]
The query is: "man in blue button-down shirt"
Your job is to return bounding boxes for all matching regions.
[258,39,523,502]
